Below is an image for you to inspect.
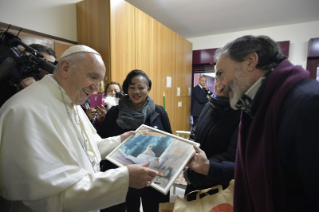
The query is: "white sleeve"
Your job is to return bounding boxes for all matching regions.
[96,135,121,159]
[23,167,129,212]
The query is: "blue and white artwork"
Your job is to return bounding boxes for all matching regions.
[107,125,198,194]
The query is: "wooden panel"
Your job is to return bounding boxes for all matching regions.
[153,21,167,110]
[0,22,76,45]
[152,21,193,133]
[175,34,184,132]
[110,0,135,85]
[54,42,74,60]
[77,0,110,82]
[135,7,154,97]
[0,26,74,60]
[183,38,193,130]
[166,28,177,133]
[76,1,88,46]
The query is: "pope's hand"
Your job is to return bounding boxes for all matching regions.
[127,161,158,189]
[120,131,136,142]
[187,145,210,175]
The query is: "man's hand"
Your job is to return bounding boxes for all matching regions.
[20,77,36,88]
[120,131,136,142]
[86,108,96,121]
[126,161,158,189]
[187,145,210,175]
[95,105,107,121]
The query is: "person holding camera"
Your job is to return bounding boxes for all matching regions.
[82,80,107,126]
[103,81,124,110]
[0,45,158,212]
[19,44,56,88]
[0,43,56,107]
[105,81,122,98]
[98,70,172,212]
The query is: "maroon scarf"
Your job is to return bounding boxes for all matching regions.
[234,60,309,211]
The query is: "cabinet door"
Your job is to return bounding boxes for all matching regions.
[193,49,217,64]
[110,0,135,83]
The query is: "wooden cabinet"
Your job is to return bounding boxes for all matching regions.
[77,0,193,133]
[193,48,217,64]
[0,22,75,60]
[277,41,290,58]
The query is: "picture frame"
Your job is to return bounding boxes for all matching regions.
[105,124,200,195]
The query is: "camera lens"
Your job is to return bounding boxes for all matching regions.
[116,92,124,99]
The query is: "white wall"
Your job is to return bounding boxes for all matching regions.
[0,0,81,42]
[187,21,319,68]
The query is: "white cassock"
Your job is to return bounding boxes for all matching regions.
[0,75,129,212]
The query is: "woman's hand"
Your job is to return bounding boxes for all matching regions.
[95,105,107,121]
[86,108,97,121]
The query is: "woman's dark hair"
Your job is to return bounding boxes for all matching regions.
[105,81,122,92]
[214,35,286,70]
[122,69,152,94]
[29,44,57,59]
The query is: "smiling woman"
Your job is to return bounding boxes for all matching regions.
[98,69,172,212]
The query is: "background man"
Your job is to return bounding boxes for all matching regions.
[184,77,240,200]
[191,75,212,127]
[0,45,157,212]
[214,35,319,211]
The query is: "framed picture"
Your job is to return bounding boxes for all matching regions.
[106,124,200,195]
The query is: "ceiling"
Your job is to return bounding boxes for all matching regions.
[125,0,319,39]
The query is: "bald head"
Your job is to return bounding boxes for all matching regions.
[199,76,207,87]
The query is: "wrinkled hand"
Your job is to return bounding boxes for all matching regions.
[127,161,158,189]
[187,145,209,175]
[183,166,191,184]
[20,77,36,88]
[96,105,107,121]
[86,108,96,121]
[120,131,136,142]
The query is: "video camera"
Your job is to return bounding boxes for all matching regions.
[0,25,57,91]
[115,91,125,99]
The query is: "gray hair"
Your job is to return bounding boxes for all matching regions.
[214,35,286,70]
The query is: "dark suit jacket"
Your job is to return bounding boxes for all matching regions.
[191,85,210,117]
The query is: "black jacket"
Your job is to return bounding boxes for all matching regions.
[186,97,240,195]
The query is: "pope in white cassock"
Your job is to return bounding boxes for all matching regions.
[0,45,158,212]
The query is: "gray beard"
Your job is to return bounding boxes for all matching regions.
[229,64,251,110]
